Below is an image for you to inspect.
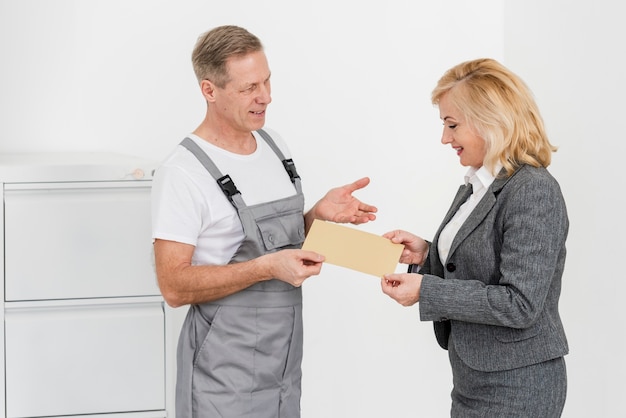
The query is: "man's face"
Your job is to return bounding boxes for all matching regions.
[213,50,272,134]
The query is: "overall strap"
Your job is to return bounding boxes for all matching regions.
[180,137,247,208]
[180,129,303,205]
[256,129,303,195]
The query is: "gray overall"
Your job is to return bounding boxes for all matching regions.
[176,130,306,418]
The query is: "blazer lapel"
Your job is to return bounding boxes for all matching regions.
[431,184,473,269]
[443,184,474,227]
[447,190,496,259]
[446,168,516,260]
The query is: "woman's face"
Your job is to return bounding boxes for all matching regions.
[438,93,486,169]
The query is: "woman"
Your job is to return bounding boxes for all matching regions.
[382,58,568,417]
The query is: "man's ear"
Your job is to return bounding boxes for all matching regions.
[200,79,217,103]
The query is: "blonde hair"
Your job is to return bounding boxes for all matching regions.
[431,58,556,176]
[191,25,263,88]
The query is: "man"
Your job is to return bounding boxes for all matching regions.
[151,25,376,417]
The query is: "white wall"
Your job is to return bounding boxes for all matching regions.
[504,2,626,417]
[0,1,620,417]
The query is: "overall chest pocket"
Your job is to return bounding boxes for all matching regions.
[256,210,306,251]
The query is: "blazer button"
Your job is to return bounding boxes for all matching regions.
[446,263,456,272]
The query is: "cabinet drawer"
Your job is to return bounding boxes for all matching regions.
[4,302,165,418]
[4,183,158,301]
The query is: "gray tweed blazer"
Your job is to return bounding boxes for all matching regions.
[419,164,569,372]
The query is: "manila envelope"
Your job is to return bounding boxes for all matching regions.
[301,219,403,277]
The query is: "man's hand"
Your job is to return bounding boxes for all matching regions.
[263,249,325,287]
[306,177,377,229]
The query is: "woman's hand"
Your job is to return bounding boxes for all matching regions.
[383,230,429,265]
[381,273,422,306]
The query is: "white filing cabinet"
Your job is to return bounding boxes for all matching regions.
[0,153,169,418]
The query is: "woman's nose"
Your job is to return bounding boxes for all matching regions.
[441,131,452,145]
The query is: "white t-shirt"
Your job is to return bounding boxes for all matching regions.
[151,128,298,266]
